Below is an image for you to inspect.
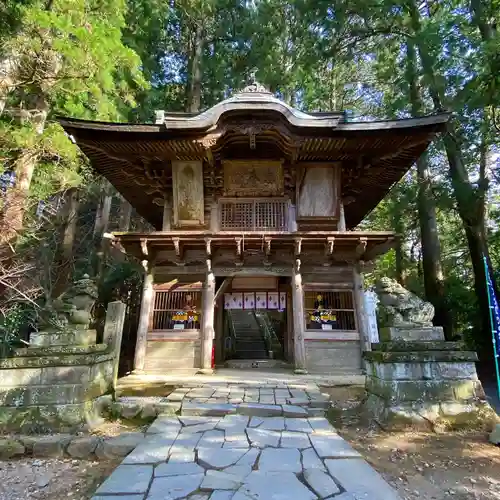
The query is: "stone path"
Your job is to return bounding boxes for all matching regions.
[93,381,401,500]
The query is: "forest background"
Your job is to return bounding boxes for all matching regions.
[0,0,498,374]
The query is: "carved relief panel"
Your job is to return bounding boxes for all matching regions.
[172,160,204,227]
[296,163,340,220]
[223,160,284,197]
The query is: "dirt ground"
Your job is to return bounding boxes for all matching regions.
[323,386,500,500]
[0,457,120,500]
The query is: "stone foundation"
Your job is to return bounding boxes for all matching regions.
[0,301,125,433]
[0,345,114,432]
[363,327,498,431]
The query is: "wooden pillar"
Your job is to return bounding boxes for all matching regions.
[292,262,307,373]
[353,265,371,370]
[210,199,219,232]
[162,197,172,231]
[215,299,224,365]
[133,260,154,373]
[338,201,346,231]
[200,270,215,373]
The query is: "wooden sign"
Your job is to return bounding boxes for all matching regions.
[223,160,284,196]
[172,160,204,226]
[296,163,340,220]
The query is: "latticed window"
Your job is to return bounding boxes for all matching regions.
[219,198,288,231]
[151,290,202,330]
[304,290,356,331]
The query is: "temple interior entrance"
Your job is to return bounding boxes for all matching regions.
[218,276,290,363]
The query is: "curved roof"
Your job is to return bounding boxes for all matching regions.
[157,86,344,130]
[57,84,450,230]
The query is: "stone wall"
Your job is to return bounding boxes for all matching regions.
[305,340,362,375]
[144,340,201,372]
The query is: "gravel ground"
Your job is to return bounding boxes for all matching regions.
[0,457,120,500]
[323,386,500,500]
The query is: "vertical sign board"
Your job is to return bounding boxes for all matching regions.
[364,290,379,343]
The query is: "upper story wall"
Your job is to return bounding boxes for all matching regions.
[166,159,344,233]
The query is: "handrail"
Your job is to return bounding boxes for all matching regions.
[225,310,237,356]
[253,311,283,358]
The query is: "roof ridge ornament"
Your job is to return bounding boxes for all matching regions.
[239,70,271,94]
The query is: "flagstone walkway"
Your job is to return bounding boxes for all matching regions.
[92,381,401,500]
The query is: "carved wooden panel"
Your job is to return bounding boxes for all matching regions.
[223,160,284,197]
[296,164,340,220]
[172,160,204,226]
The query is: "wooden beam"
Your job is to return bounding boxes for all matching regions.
[364,237,395,261]
[214,277,233,305]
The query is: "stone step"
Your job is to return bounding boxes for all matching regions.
[225,359,288,369]
[179,401,315,418]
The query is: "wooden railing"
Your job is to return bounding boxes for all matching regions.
[219,198,289,232]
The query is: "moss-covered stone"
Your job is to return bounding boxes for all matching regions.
[366,377,485,403]
[371,341,465,352]
[363,350,478,363]
[0,352,113,369]
[14,344,108,357]
[0,438,25,458]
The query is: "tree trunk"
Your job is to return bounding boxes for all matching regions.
[93,183,113,278]
[406,40,453,338]
[392,191,406,286]
[52,188,79,297]
[407,0,491,357]
[118,196,132,231]
[187,23,204,113]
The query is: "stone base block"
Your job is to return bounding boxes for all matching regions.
[0,400,102,433]
[30,329,97,347]
[366,376,485,403]
[379,326,444,342]
[364,393,498,431]
[365,360,479,381]
[0,352,113,432]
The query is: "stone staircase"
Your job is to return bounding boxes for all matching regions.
[230,310,268,360]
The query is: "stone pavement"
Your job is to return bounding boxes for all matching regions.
[93,381,401,500]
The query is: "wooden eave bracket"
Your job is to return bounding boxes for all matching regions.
[140,238,148,258]
[323,237,335,266]
[356,237,368,258]
[172,237,185,266]
[263,237,272,266]
[235,237,243,267]
[294,237,302,257]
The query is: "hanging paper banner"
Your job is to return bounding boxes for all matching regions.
[267,292,279,309]
[255,293,267,309]
[244,293,255,309]
[279,292,287,310]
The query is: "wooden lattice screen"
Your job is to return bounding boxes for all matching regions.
[219,198,288,231]
[151,290,202,330]
[304,290,356,331]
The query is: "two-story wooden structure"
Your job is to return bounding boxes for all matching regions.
[59,81,449,375]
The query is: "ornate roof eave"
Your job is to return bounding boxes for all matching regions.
[58,112,451,138]
[158,93,344,130]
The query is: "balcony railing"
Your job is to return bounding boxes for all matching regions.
[219,198,289,232]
